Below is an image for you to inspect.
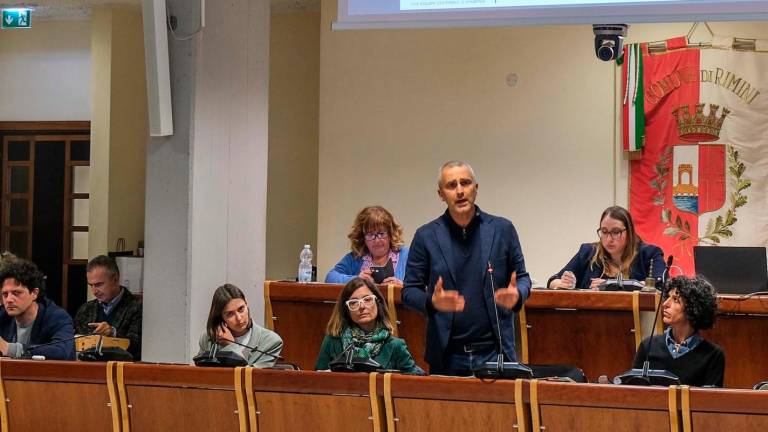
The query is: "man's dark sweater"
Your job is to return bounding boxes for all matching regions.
[74,288,142,360]
[633,334,725,387]
[442,211,494,351]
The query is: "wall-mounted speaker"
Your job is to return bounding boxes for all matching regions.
[142,0,174,136]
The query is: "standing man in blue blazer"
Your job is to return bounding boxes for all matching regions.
[402,161,531,376]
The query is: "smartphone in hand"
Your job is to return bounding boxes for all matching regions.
[370,259,394,284]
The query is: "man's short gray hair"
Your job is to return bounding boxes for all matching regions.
[437,160,477,187]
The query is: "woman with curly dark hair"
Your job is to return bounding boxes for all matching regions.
[632,276,725,386]
[325,206,409,285]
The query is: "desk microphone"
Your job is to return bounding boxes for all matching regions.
[194,336,284,368]
[472,262,532,380]
[328,339,381,373]
[24,334,91,358]
[614,255,680,386]
[78,333,134,362]
[217,337,284,361]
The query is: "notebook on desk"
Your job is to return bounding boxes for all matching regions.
[694,246,768,295]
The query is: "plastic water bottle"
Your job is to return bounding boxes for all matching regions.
[298,245,313,283]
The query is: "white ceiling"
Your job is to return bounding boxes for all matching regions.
[0,0,320,20]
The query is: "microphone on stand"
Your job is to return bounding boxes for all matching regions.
[218,337,284,361]
[24,334,92,359]
[192,337,221,367]
[614,255,680,386]
[328,339,381,373]
[193,336,287,368]
[328,340,357,372]
[473,262,532,380]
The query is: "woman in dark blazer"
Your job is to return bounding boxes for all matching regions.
[548,206,665,290]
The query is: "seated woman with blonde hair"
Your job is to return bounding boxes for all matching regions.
[316,278,423,374]
[548,206,665,290]
[198,284,283,367]
[325,206,408,285]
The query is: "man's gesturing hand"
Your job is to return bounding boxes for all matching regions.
[431,276,465,312]
[494,271,521,309]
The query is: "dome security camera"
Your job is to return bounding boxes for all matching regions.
[593,24,629,62]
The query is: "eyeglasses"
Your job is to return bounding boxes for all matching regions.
[345,294,377,311]
[597,228,627,240]
[364,231,389,241]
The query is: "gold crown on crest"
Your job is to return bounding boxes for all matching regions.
[671,103,730,142]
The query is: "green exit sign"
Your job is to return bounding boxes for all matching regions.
[2,9,32,29]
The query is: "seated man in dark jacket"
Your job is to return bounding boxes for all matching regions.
[74,255,142,360]
[0,259,75,360]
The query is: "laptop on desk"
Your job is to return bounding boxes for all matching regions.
[694,246,768,295]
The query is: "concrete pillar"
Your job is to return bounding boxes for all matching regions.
[142,0,269,363]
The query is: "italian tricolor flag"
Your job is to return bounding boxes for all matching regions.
[621,43,645,152]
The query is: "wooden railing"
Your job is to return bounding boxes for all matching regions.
[1,359,767,432]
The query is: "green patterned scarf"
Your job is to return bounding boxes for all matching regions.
[341,325,390,359]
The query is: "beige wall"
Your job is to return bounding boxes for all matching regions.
[266,10,320,280]
[90,6,148,257]
[317,0,767,284]
[318,2,615,284]
[0,20,91,121]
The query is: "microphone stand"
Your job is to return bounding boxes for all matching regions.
[328,338,382,373]
[473,262,532,380]
[194,336,285,368]
[25,334,93,358]
[614,255,680,386]
[328,340,357,372]
[216,337,283,361]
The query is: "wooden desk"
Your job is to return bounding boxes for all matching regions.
[117,362,243,431]
[264,281,428,371]
[0,360,113,432]
[380,373,528,432]
[246,369,382,432]
[684,385,768,431]
[531,380,676,432]
[702,295,768,388]
[265,282,768,387]
[1,360,768,432]
[521,290,658,382]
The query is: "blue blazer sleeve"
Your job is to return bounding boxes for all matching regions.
[402,227,433,314]
[503,221,531,311]
[29,305,76,360]
[324,252,362,284]
[548,243,598,289]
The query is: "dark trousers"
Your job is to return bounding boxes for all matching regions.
[429,343,499,376]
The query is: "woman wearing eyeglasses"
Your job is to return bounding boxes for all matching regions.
[548,206,666,290]
[325,206,409,285]
[315,277,423,374]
